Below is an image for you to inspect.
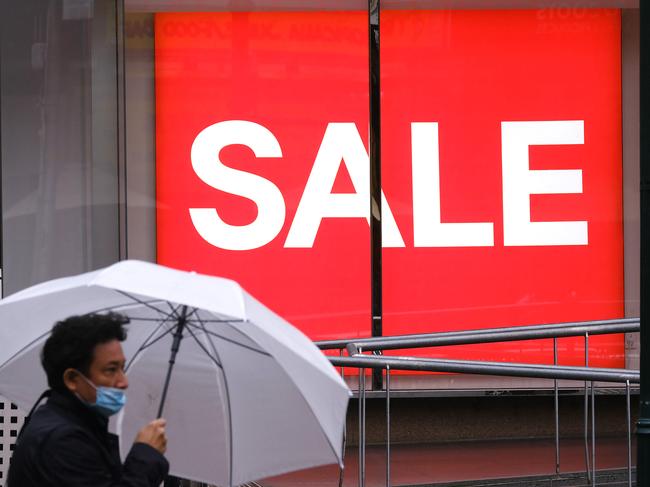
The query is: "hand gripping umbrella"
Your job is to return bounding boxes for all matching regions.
[0,260,350,486]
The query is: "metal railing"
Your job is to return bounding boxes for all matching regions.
[317,318,640,487]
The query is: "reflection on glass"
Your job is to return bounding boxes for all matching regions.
[1,0,119,295]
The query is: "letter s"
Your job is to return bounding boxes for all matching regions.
[189,121,285,250]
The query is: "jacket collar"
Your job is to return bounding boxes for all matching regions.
[47,388,109,432]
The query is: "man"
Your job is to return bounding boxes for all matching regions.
[7,313,169,486]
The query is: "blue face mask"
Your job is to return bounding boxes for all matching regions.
[76,373,127,417]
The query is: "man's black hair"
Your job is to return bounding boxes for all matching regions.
[41,313,129,392]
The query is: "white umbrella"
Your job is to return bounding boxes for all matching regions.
[0,260,350,486]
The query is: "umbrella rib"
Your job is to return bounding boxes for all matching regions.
[0,301,174,371]
[125,304,198,325]
[184,324,223,369]
[187,318,245,323]
[287,378,343,469]
[0,329,50,370]
[124,320,177,373]
[92,299,168,315]
[166,302,200,322]
[200,318,345,472]
[197,317,234,487]
[187,322,271,357]
[115,291,179,321]
[165,301,182,320]
[132,322,175,350]
[207,319,272,355]
[120,316,180,322]
[199,317,344,470]
[123,304,187,372]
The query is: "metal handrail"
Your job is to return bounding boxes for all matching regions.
[322,318,640,487]
[316,317,639,352]
[330,355,640,383]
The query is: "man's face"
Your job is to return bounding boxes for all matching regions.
[67,339,128,403]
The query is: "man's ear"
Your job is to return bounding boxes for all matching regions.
[62,368,81,392]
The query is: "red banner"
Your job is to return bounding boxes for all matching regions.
[155,10,624,367]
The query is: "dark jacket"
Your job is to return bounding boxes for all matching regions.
[7,390,169,487]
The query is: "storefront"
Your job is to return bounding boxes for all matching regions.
[0,0,643,483]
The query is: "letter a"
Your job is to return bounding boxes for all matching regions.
[285,123,404,248]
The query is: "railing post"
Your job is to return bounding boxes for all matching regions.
[591,381,596,486]
[554,337,560,475]
[359,349,366,487]
[627,380,632,487]
[584,332,591,482]
[386,365,391,487]
[339,348,346,487]
[362,366,366,487]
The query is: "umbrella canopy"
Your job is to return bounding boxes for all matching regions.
[0,260,350,486]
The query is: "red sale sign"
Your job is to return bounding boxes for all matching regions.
[155,10,624,367]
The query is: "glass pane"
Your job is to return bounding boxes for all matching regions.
[380,3,639,386]
[0,0,120,296]
[125,2,371,341]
